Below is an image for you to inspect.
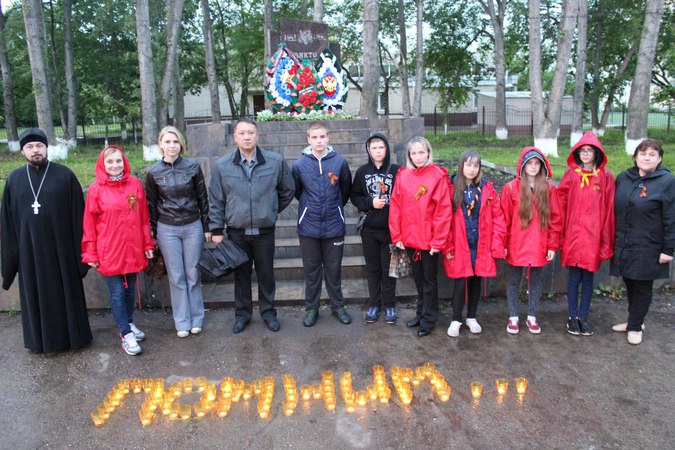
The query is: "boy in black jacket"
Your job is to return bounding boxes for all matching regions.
[350,133,400,324]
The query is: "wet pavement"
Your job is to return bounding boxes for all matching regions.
[1,295,673,449]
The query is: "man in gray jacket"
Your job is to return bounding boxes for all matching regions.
[209,118,295,333]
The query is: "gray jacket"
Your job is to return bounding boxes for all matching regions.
[208,147,295,235]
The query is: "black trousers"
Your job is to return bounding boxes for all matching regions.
[361,228,396,308]
[227,230,276,322]
[623,277,654,332]
[407,247,439,331]
[451,275,482,321]
[299,235,345,311]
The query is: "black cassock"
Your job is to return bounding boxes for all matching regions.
[1,162,92,352]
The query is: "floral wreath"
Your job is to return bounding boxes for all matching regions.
[264,45,301,113]
[291,60,325,114]
[315,48,349,111]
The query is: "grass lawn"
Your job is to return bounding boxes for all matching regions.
[428,129,675,181]
[0,129,673,196]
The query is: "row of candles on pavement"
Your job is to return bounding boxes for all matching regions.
[91,362,529,427]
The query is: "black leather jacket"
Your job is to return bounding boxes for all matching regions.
[145,156,209,235]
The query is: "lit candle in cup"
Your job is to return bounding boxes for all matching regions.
[470,381,483,399]
[495,378,508,396]
[515,377,528,395]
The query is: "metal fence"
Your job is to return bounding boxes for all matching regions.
[424,106,674,136]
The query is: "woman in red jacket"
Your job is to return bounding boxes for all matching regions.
[443,151,506,337]
[558,131,615,336]
[389,137,453,337]
[82,146,154,355]
[501,147,562,335]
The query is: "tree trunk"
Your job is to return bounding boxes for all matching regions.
[202,0,221,123]
[264,0,273,110]
[47,0,67,144]
[136,0,159,160]
[595,43,636,135]
[570,0,588,147]
[480,0,507,139]
[158,0,185,131]
[412,0,424,117]
[0,4,19,151]
[22,0,60,157]
[63,0,76,147]
[529,0,578,157]
[359,0,379,118]
[397,0,410,118]
[213,2,238,117]
[625,0,665,153]
[313,0,324,22]
[589,0,604,134]
[174,61,185,135]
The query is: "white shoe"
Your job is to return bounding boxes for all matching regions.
[446,321,461,337]
[627,331,642,345]
[129,323,145,341]
[465,318,482,334]
[177,330,189,338]
[121,332,142,355]
[612,322,645,332]
[506,317,519,335]
[190,327,202,335]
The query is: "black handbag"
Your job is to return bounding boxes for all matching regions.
[197,240,249,281]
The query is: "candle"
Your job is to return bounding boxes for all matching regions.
[180,405,191,422]
[300,385,312,401]
[470,381,483,399]
[91,410,105,427]
[515,377,528,395]
[495,378,508,396]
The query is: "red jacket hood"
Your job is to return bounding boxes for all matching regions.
[516,146,553,179]
[94,145,131,184]
[568,131,607,170]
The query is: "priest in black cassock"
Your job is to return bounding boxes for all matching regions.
[1,128,92,352]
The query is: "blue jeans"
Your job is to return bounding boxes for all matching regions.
[567,267,594,319]
[506,264,542,317]
[104,273,137,336]
[157,220,205,331]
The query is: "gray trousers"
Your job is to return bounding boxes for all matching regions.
[506,264,543,317]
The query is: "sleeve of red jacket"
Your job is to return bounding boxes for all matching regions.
[81,185,100,264]
[556,170,572,248]
[136,180,155,251]
[389,175,403,244]
[500,182,514,251]
[489,188,507,259]
[547,185,562,251]
[430,172,453,251]
[599,171,616,260]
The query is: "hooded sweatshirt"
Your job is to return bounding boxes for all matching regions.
[500,146,562,267]
[349,133,400,230]
[558,131,615,272]
[82,146,154,276]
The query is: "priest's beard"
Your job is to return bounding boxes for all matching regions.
[24,154,48,168]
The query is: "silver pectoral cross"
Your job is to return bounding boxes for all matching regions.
[31,200,41,214]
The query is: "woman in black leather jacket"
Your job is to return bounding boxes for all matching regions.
[145,126,211,338]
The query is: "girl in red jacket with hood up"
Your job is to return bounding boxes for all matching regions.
[443,151,506,337]
[558,131,615,337]
[501,147,562,335]
[82,146,154,356]
[389,137,453,337]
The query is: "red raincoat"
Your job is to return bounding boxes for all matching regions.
[389,164,453,251]
[82,146,154,277]
[500,147,562,267]
[558,131,615,272]
[443,180,506,278]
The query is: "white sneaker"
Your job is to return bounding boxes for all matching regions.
[446,321,461,337]
[507,317,519,334]
[612,322,645,332]
[190,327,202,335]
[129,323,145,341]
[465,318,482,334]
[177,330,189,338]
[121,332,142,355]
[627,331,642,345]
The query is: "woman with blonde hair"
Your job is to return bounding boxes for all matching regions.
[389,137,453,337]
[145,126,211,338]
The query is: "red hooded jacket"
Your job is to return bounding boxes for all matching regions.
[389,164,453,251]
[443,180,506,278]
[500,147,562,267]
[82,146,154,276]
[558,131,615,272]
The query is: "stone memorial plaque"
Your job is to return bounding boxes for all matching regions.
[271,18,328,61]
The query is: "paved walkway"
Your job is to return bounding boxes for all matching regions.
[1,295,673,449]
